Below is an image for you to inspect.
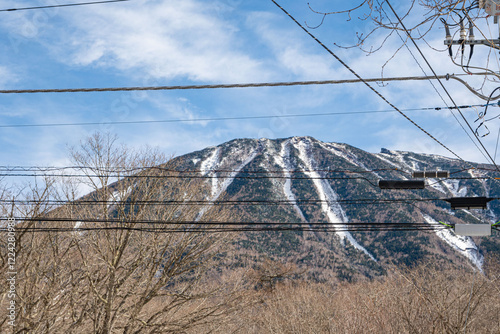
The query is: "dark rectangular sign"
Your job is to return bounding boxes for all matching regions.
[378,180,425,189]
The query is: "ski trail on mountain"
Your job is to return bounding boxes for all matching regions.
[293,138,376,261]
[197,144,259,220]
[274,140,308,223]
[423,215,483,270]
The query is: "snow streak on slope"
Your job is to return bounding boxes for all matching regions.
[73,221,84,236]
[199,147,220,197]
[196,143,260,220]
[389,151,415,171]
[320,142,380,178]
[423,215,483,270]
[426,175,466,196]
[374,151,416,177]
[469,169,489,197]
[373,153,404,171]
[212,151,259,202]
[427,179,447,194]
[442,179,467,197]
[274,140,307,222]
[293,138,376,261]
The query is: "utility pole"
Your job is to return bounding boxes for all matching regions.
[443,1,500,51]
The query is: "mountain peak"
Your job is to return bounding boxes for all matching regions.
[380,147,394,155]
[179,136,496,276]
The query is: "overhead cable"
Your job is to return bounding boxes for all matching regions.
[1,103,496,129]
[0,166,402,173]
[0,225,448,233]
[1,217,444,225]
[270,0,465,164]
[0,0,130,12]
[0,217,449,233]
[1,197,449,206]
[377,1,491,165]
[0,74,485,94]
[385,0,500,174]
[1,165,497,174]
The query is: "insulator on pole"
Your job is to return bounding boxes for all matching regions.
[469,21,475,40]
[445,23,452,41]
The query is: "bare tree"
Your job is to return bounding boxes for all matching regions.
[250,257,302,292]
[1,132,244,333]
[0,175,72,333]
[230,263,500,333]
[306,0,500,102]
[308,1,484,51]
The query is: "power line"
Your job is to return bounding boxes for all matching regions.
[0,174,385,187]
[0,0,130,12]
[3,165,498,174]
[2,197,451,206]
[0,173,494,189]
[385,0,500,174]
[377,1,491,165]
[0,166,402,180]
[0,225,448,233]
[7,195,498,209]
[378,1,449,107]
[0,166,401,173]
[1,103,495,129]
[0,217,444,225]
[1,166,497,179]
[0,74,483,94]
[1,217,449,233]
[270,0,465,164]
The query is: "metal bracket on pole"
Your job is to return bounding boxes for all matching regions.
[444,39,500,49]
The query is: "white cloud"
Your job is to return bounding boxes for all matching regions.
[46,0,269,83]
[246,11,342,80]
[0,65,17,88]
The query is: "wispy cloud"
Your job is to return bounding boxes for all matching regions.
[0,65,17,88]
[43,0,269,83]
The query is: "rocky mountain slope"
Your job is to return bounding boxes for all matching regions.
[166,136,500,281]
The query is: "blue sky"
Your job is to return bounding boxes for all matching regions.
[1,0,500,168]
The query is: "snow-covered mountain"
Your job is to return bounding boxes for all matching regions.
[172,137,500,280]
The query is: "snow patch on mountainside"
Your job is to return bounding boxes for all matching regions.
[392,152,416,171]
[258,138,272,165]
[373,153,406,174]
[423,215,483,270]
[275,140,307,223]
[407,156,427,166]
[428,179,467,197]
[196,143,260,220]
[469,169,489,197]
[427,179,447,194]
[375,150,414,171]
[408,160,420,171]
[200,147,221,197]
[213,150,259,202]
[442,179,467,197]
[107,187,132,209]
[293,138,376,261]
[320,142,381,178]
